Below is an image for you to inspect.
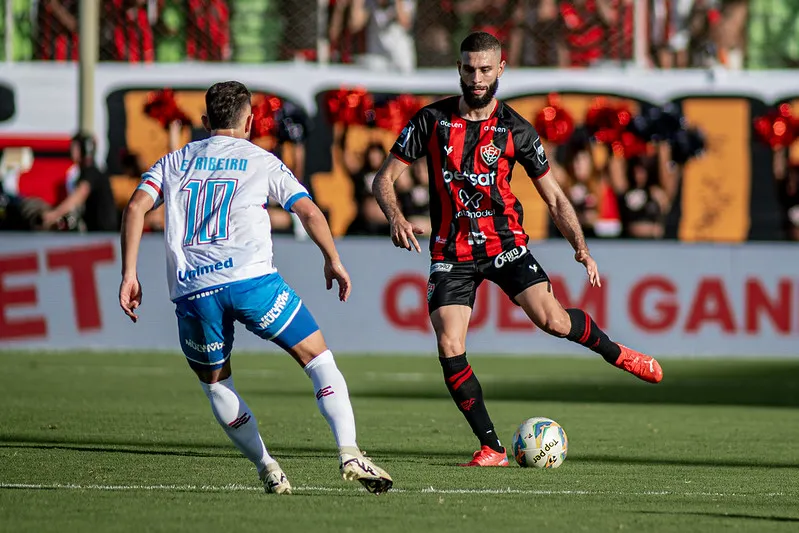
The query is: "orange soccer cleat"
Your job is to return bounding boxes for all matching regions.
[459,445,510,467]
[615,344,663,383]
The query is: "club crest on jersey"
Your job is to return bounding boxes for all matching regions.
[480,140,501,166]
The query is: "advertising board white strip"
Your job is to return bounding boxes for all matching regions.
[2,63,799,163]
[0,234,797,357]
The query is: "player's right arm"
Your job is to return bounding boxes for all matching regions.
[373,108,432,253]
[119,161,164,322]
[119,189,155,322]
[373,154,424,253]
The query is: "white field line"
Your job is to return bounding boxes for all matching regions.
[0,482,785,498]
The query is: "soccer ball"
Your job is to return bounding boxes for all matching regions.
[512,417,568,468]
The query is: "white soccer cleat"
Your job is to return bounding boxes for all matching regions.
[339,448,393,495]
[261,462,292,495]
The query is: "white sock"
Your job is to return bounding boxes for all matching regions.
[200,377,276,475]
[304,350,358,450]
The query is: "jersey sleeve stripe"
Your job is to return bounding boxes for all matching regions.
[390,151,412,166]
[533,167,551,180]
[142,172,161,184]
[283,191,311,212]
[137,181,162,201]
[142,179,163,195]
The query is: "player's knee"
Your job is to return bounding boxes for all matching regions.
[437,332,465,357]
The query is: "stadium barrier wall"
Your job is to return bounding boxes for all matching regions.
[3,64,799,241]
[1,233,797,358]
[2,63,799,161]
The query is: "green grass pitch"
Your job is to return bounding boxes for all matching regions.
[1,351,798,532]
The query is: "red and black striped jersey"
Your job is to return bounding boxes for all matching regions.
[390,96,550,262]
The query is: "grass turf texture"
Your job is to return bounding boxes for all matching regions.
[1,351,798,533]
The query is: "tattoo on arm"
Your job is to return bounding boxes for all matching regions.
[373,170,404,221]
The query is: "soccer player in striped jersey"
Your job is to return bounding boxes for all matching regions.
[119,81,392,495]
[373,32,663,467]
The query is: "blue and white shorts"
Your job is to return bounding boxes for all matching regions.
[174,273,319,371]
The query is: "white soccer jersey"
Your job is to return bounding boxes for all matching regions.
[137,136,309,301]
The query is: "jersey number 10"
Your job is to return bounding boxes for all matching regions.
[182,178,237,246]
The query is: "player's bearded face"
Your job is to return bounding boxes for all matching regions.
[460,77,499,109]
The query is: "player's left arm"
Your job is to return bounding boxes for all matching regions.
[119,190,155,322]
[291,197,351,302]
[269,158,351,301]
[534,173,600,287]
[515,124,600,287]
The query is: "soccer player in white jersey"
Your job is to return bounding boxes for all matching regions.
[119,81,392,495]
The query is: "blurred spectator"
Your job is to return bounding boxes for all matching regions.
[512,0,564,67]
[556,0,635,67]
[0,147,39,231]
[558,0,614,67]
[229,0,281,62]
[37,0,79,61]
[649,0,699,68]
[279,0,318,60]
[347,0,417,72]
[609,142,676,239]
[607,0,634,63]
[747,0,799,69]
[328,0,363,64]
[713,0,746,69]
[414,0,458,67]
[559,135,604,237]
[187,0,231,61]
[772,147,799,241]
[679,0,725,68]
[41,133,118,232]
[453,0,524,63]
[346,142,391,235]
[101,0,156,62]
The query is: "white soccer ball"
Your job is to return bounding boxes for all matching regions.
[511,417,568,468]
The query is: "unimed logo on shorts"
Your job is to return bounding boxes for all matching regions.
[184,339,225,352]
[259,290,290,329]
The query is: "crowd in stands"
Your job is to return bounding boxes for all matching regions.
[0,1,797,69]
[1,1,799,240]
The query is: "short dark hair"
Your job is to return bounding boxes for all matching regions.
[460,32,502,54]
[205,81,252,130]
[71,132,95,161]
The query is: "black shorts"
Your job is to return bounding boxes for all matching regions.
[427,246,550,313]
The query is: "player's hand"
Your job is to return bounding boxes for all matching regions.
[575,249,601,287]
[324,260,351,302]
[119,276,143,323]
[389,216,423,253]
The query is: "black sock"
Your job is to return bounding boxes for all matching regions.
[439,354,503,453]
[565,308,621,364]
